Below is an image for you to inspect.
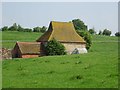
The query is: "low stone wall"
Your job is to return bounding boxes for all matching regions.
[0,48,12,60]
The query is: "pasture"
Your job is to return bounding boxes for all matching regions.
[2,31,119,88]
[2,31,42,49]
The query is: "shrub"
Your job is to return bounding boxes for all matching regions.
[89,28,96,35]
[102,29,111,36]
[33,26,47,33]
[40,26,47,33]
[8,23,18,31]
[33,27,41,32]
[1,26,8,31]
[98,30,102,35]
[17,25,24,32]
[45,38,66,55]
[24,28,32,32]
[76,30,92,50]
[115,32,120,37]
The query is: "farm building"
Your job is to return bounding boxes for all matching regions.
[37,21,87,54]
[12,42,45,58]
[12,21,87,58]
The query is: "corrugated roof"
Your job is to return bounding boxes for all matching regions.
[36,21,85,43]
[16,42,41,54]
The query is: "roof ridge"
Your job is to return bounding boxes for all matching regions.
[51,21,72,24]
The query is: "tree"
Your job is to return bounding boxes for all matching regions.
[102,29,111,36]
[72,19,92,50]
[13,23,18,29]
[72,19,87,31]
[98,30,102,35]
[89,27,96,34]
[8,23,18,31]
[41,26,47,33]
[1,26,8,31]
[33,27,41,32]
[23,28,32,32]
[8,26,15,31]
[45,38,66,55]
[17,25,24,32]
[115,32,120,37]
[76,30,92,50]
[33,26,47,33]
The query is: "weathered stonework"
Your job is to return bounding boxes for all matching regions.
[62,42,86,54]
[1,48,12,60]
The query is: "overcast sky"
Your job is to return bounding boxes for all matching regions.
[2,2,118,35]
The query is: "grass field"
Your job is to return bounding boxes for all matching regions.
[2,31,118,49]
[2,31,119,88]
[2,31,42,49]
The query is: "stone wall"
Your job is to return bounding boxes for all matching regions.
[0,48,12,60]
[62,42,86,54]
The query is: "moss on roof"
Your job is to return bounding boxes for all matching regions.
[37,21,85,43]
[16,42,41,54]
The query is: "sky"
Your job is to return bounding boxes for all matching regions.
[1,0,120,2]
[2,2,118,35]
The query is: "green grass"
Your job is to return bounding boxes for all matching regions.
[2,31,43,49]
[0,31,2,47]
[2,31,119,88]
[91,35,118,42]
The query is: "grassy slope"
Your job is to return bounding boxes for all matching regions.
[92,35,118,42]
[2,31,42,49]
[2,31,118,49]
[2,31,119,88]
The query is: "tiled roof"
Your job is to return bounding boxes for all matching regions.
[16,42,41,54]
[36,21,85,43]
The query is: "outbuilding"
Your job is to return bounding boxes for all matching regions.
[12,42,44,58]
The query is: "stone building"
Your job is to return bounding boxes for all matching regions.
[37,21,87,54]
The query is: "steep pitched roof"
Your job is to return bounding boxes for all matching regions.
[36,21,85,43]
[15,42,41,54]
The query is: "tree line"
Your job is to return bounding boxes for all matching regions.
[88,26,120,37]
[89,28,112,36]
[1,20,119,37]
[1,19,119,51]
[72,19,120,50]
[72,19,120,37]
[1,23,47,33]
